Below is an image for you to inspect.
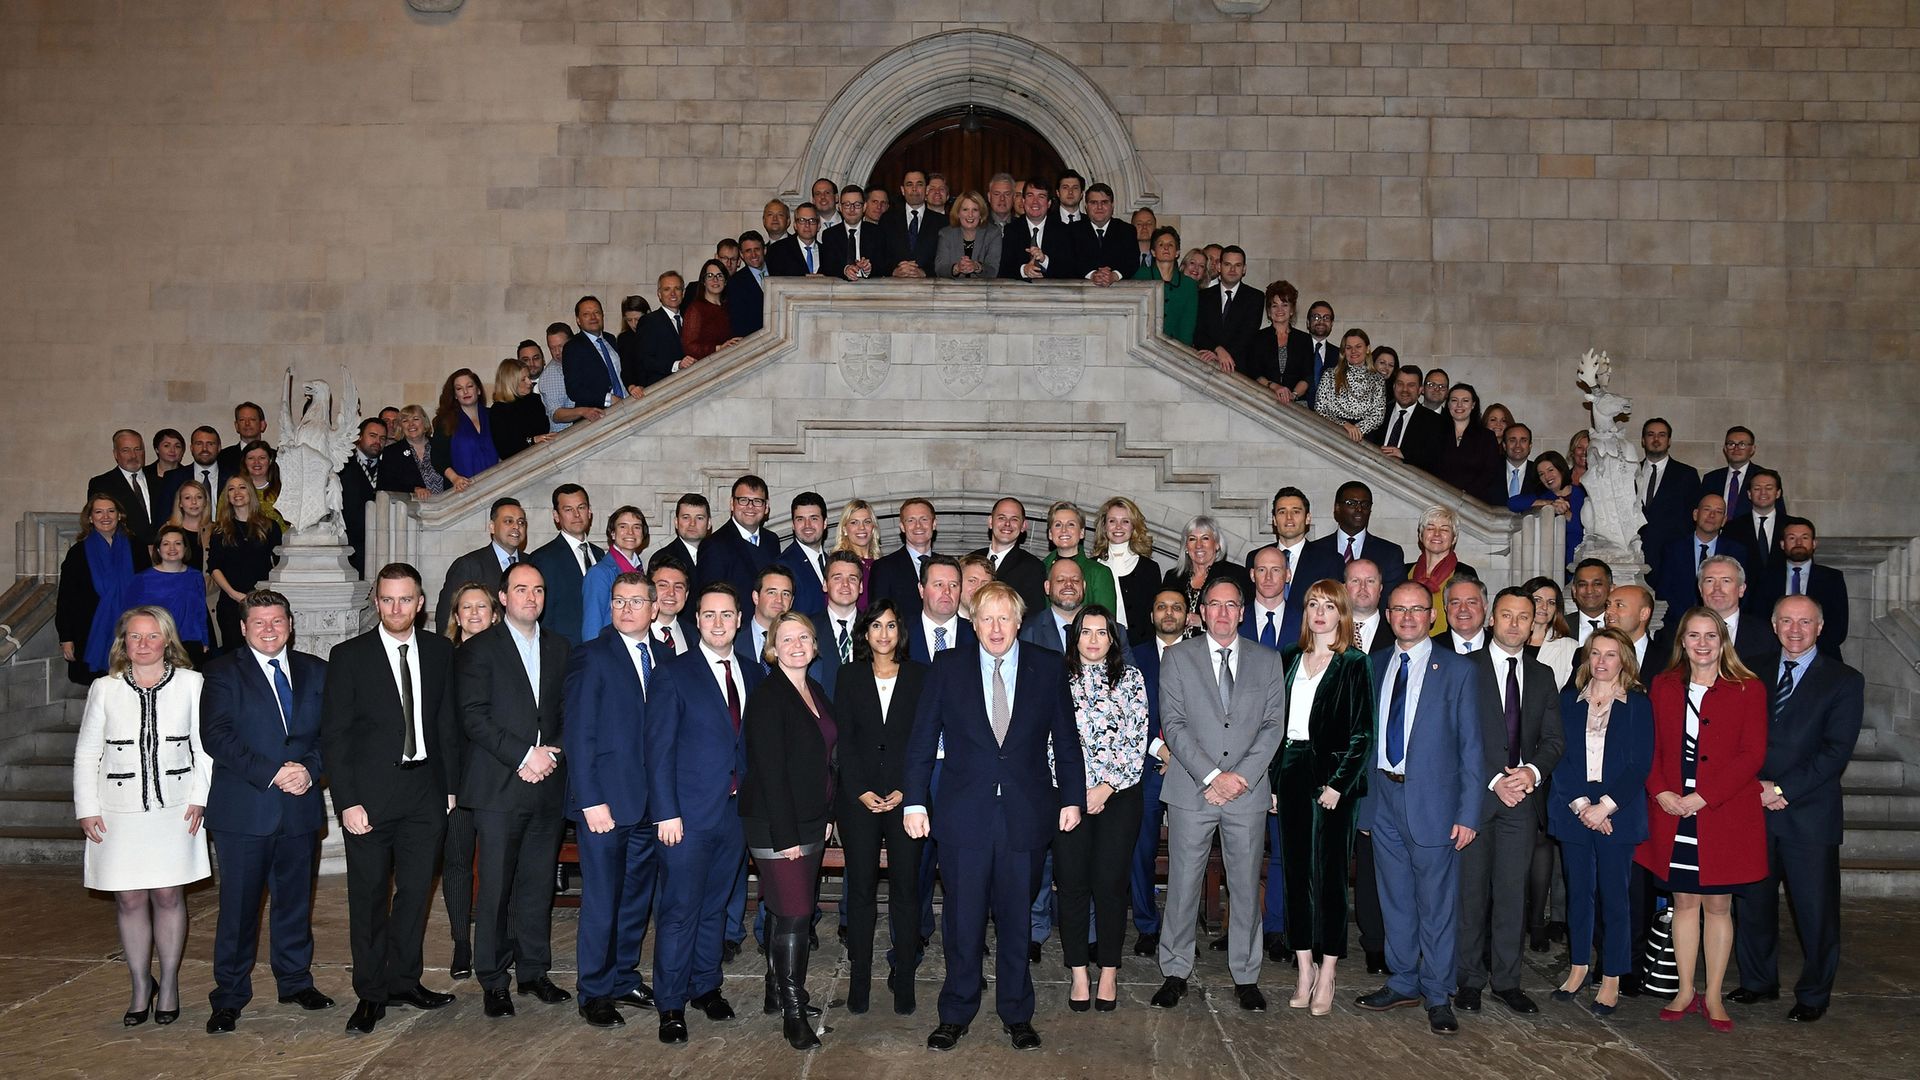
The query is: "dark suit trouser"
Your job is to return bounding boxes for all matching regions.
[1564,838,1635,976]
[1053,784,1145,970]
[208,829,318,1010]
[343,781,446,1003]
[839,803,923,977]
[1262,814,1288,935]
[1354,831,1386,953]
[1129,762,1165,933]
[1734,833,1842,1007]
[472,804,563,991]
[574,819,658,1001]
[918,759,944,940]
[1275,747,1357,958]
[1372,778,1462,1006]
[440,806,476,953]
[1628,862,1667,982]
[1457,799,1537,991]
[654,815,743,1011]
[937,806,1044,1027]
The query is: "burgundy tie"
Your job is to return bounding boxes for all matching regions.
[659,625,676,651]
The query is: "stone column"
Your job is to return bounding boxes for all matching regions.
[271,529,366,875]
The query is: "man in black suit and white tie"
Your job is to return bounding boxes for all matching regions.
[87,429,163,562]
[321,564,461,1034]
[1636,417,1701,556]
[1194,246,1264,373]
[1729,595,1864,1023]
[456,563,573,1018]
[1748,519,1848,660]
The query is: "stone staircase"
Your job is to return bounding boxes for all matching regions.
[0,574,88,865]
[1838,723,1920,896]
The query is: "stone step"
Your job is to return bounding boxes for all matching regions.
[1843,751,1907,789]
[27,723,79,759]
[1840,859,1920,899]
[0,756,71,790]
[1840,821,1920,861]
[1844,788,1920,825]
[0,789,76,827]
[0,826,81,865]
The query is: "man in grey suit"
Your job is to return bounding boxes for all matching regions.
[1149,577,1285,1013]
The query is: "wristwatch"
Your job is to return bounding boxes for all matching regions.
[1772,783,1784,797]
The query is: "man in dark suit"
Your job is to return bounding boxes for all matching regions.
[971,496,1047,617]
[337,418,385,575]
[655,493,740,596]
[1244,487,1316,646]
[766,203,828,277]
[1194,246,1265,371]
[1298,302,1341,409]
[1071,183,1140,288]
[1748,519,1848,660]
[879,168,946,276]
[624,272,694,388]
[908,555,975,664]
[564,571,665,1027]
[1730,595,1864,1023]
[214,401,268,476]
[705,474,782,601]
[434,497,526,631]
[1344,558,1392,971]
[1497,424,1543,506]
[1347,559,1392,656]
[1354,582,1487,1037]
[776,491,831,618]
[1649,493,1749,616]
[645,583,764,1044]
[1368,367,1450,475]
[1017,557,1082,654]
[867,497,938,623]
[526,484,602,642]
[201,590,333,1033]
[726,232,770,338]
[1455,586,1564,1016]
[561,295,637,410]
[1723,468,1786,585]
[822,186,885,281]
[647,557,699,656]
[1295,482,1408,610]
[320,564,461,1034]
[1127,589,1186,957]
[88,428,163,561]
[1649,555,1771,664]
[904,580,1085,1052]
[158,425,227,517]
[999,180,1080,280]
[1636,417,1702,556]
[456,563,573,1018]
[1700,425,1771,520]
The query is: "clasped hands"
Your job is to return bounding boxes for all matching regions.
[1493,766,1535,809]
[1203,771,1248,806]
[517,745,561,784]
[271,762,312,795]
[1577,802,1614,835]
[1759,779,1789,811]
[857,790,904,813]
[1655,790,1708,817]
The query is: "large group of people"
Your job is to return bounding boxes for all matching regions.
[61,165,1867,1052]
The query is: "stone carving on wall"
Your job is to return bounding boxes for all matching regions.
[406,0,465,13]
[275,366,360,538]
[1572,349,1647,575]
[837,333,891,396]
[1035,336,1085,397]
[936,335,986,396]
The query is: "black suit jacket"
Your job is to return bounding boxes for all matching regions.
[765,234,826,278]
[659,535,744,598]
[320,629,460,820]
[738,672,838,849]
[881,204,946,274]
[562,330,625,408]
[998,216,1079,279]
[435,544,510,631]
[1752,650,1864,846]
[338,454,379,574]
[87,466,162,545]
[970,544,1048,617]
[1068,218,1137,280]
[1469,646,1565,821]
[1242,325,1315,392]
[1637,457,1701,553]
[623,308,685,388]
[215,440,266,479]
[1747,561,1848,659]
[454,623,570,813]
[1366,402,1451,475]
[820,221,892,280]
[1723,510,1787,586]
[707,519,782,600]
[834,660,929,812]
[867,547,928,623]
[726,266,766,337]
[1193,283,1265,365]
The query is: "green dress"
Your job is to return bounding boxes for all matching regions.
[1133,264,1197,345]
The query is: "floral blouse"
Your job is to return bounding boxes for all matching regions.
[1061,664,1150,791]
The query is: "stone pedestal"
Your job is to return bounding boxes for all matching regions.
[270,529,366,876]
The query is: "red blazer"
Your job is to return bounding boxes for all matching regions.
[681,298,733,360]
[1633,670,1769,887]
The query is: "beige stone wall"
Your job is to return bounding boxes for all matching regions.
[2,1,1916,577]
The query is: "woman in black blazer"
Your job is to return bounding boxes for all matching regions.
[831,598,928,1017]
[739,611,837,1051]
[1271,579,1374,1016]
[1239,279,1316,403]
[1093,495,1165,643]
[376,404,454,498]
[1161,514,1252,632]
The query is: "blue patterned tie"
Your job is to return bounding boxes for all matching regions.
[636,640,652,698]
[1386,652,1409,768]
[934,626,947,652]
[269,658,293,732]
[592,334,625,398]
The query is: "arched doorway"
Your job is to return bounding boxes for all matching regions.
[867,107,1068,202]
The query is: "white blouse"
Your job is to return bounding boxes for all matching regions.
[1287,663,1325,741]
[874,674,897,721]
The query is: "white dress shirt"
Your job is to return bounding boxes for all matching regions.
[249,646,293,731]
[1573,612,1606,645]
[617,629,655,698]
[922,613,960,655]
[701,641,746,703]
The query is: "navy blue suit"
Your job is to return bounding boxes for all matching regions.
[905,643,1085,1027]
[526,533,603,646]
[1700,464,1778,520]
[1356,644,1486,1006]
[901,614,975,939]
[1649,535,1750,615]
[1637,458,1701,555]
[623,308,687,388]
[708,519,781,602]
[562,329,626,410]
[1547,687,1654,978]
[907,616,974,666]
[1239,605,1292,935]
[201,647,327,1011]
[1129,638,1170,935]
[1293,533,1405,642]
[726,266,766,338]
[645,646,763,1011]
[866,546,928,623]
[563,628,663,1003]
[776,542,827,618]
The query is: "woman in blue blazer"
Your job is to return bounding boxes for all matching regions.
[1548,627,1654,1016]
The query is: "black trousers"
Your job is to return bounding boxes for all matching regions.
[343,786,446,1003]
[1354,830,1385,954]
[1052,784,1144,970]
[471,804,563,991]
[1276,745,1358,959]
[1734,834,1842,1007]
[839,802,924,976]
[1457,799,1537,991]
[440,806,476,952]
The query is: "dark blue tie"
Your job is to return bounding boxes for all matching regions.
[592,334,625,398]
[908,210,920,249]
[1386,652,1409,767]
[1259,611,1277,649]
[1790,566,1802,595]
[269,657,294,732]
[1773,659,1796,723]
[636,640,653,698]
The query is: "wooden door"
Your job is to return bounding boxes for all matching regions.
[866,107,1068,201]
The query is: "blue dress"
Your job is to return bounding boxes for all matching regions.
[125,567,211,648]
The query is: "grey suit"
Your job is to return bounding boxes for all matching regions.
[1157,635,1286,984]
[932,224,1003,280]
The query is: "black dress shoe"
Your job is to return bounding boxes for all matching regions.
[1133,931,1159,957]
[1264,931,1289,963]
[1727,987,1780,1004]
[1209,933,1230,951]
[1528,928,1551,953]
[1235,983,1267,1011]
[579,997,625,1027]
[1365,950,1389,975]
[1149,976,1188,1009]
[1355,986,1421,1011]
[1787,1003,1826,1022]
[1028,941,1043,964]
[389,984,455,1010]
[1004,1021,1042,1050]
[611,986,655,1009]
[517,977,571,1004]
[483,987,516,1018]
[1492,987,1539,1014]
[927,1022,968,1050]
[449,942,472,980]
[345,1000,384,1034]
[205,1007,239,1034]
[1428,1003,1459,1035]
[721,940,741,964]
[1453,987,1482,1012]
[658,1009,688,1044]
[278,987,335,1011]
[689,989,735,1021]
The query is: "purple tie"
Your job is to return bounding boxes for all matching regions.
[1503,657,1522,769]
[1726,467,1741,505]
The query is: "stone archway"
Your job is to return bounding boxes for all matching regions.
[782,29,1160,210]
